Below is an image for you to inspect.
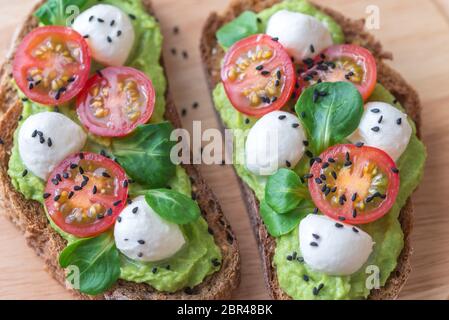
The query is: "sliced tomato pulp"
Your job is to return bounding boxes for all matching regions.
[221,34,296,117]
[44,152,129,238]
[76,67,155,137]
[308,144,399,224]
[297,44,377,101]
[13,26,91,105]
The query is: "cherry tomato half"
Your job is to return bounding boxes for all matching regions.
[13,26,91,105]
[44,152,129,238]
[308,144,399,224]
[297,44,377,101]
[76,67,155,137]
[221,34,296,117]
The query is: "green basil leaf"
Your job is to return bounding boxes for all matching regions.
[295,82,364,155]
[216,11,260,49]
[35,0,88,26]
[59,232,120,295]
[265,169,309,214]
[111,122,176,188]
[260,200,314,237]
[145,189,200,225]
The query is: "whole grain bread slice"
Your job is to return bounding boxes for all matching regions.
[0,0,240,300]
[200,0,421,300]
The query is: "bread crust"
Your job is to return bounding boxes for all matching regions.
[199,0,421,300]
[0,0,240,300]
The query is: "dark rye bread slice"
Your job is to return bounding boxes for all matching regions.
[200,0,421,300]
[0,0,240,300]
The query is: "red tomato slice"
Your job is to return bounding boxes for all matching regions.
[297,44,377,101]
[76,67,155,137]
[221,34,296,117]
[44,152,129,238]
[308,144,399,225]
[13,26,91,105]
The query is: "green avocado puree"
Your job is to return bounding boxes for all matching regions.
[7,0,220,293]
[212,0,426,299]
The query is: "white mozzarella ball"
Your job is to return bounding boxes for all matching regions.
[349,102,412,161]
[18,112,87,180]
[245,111,306,176]
[299,214,374,276]
[72,4,135,66]
[266,10,333,61]
[114,196,185,262]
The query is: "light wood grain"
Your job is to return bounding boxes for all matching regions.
[0,0,448,300]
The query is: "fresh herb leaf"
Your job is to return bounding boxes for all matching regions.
[111,122,176,189]
[145,189,200,225]
[265,169,310,214]
[216,11,260,49]
[295,82,364,155]
[59,232,120,295]
[260,200,314,237]
[35,0,88,26]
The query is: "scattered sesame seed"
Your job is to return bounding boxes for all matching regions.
[271,37,279,41]
[97,18,104,23]
[335,223,343,228]
[117,30,122,37]
[138,239,145,244]
[303,274,309,282]
[22,169,28,177]
[211,258,221,267]
[89,16,94,22]
[192,102,199,109]
[245,118,250,124]
[102,171,111,178]
[285,160,291,168]
[352,209,357,218]
[113,200,121,206]
[54,194,61,201]
[107,36,112,43]
[355,141,364,148]
[117,216,122,223]
[256,65,264,71]
[310,242,318,247]
[371,108,380,113]
[43,193,51,199]
[378,115,383,124]
[352,227,359,233]
[392,167,399,174]
[182,50,189,59]
[152,267,157,273]
[107,208,113,216]
[292,123,300,128]
[68,191,74,199]
[110,20,115,26]
[278,115,286,120]
[128,14,136,20]
[312,233,320,240]
[181,108,187,116]
[132,207,138,214]
[310,44,315,53]
[261,70,270,76]
[74,186,82,191]
[92,185,97,194]
[397,118,402,125]
[83,34,89,39]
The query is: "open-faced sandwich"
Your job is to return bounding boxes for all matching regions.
[0,0,240,299]
[200,0,426,299]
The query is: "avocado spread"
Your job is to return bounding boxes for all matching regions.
[8,0,221,293]
[212,0,426,299]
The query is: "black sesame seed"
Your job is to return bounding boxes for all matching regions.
[315,178,322,184]
[96,70,103,78]
[89,15,94,22]
[322,162,329,169]
[392,167,400,174]
[70,163,77,169]
[110,20,115,26]
[83,34,89,39]
[18,115,23,121]
[32,130,37,138]
[52,179,59,186]
[68,191,74,199]
[107,208,113,216]
[80,180,88,188]
[43,193,51,199]
[352,227,359,233]
[107,36,112,43]
[338,216,346,221]
[300,111,306,119]
[39,136,45,144]
[102,172,111,178]
[305,150,314,158]
[378,115,384,124]
[313,208,318,214]
[352,209,358,218]
[285,160,291,168]
[355,141,364,148]
[303,274,310,282]
[117,216,122,223]
[310,242,318,247]
[182,50,189,59]
[292,123,300,128]
[312,233,320,240]
[271,37,279,42]
[138,252,143,258]
[113,200,121,206]
[314,157,322,164]
[261,70,270,76]
[138,239,145,245]
[278,115,286,120]
[54,194,61,201]
[181,108,187,116]
[344,161,353,167]
[79,166,84,175]
[256,65,264,71]
[304,173,313,179]
[117,30,122,37]
[245,118,250,124]
[22,169,28,177]
[397,118,402,125]
[97,18,104,23]
[352,193,358,201]
[331,171,337,179]
[92,185,97,194]
[335,223,343,228]
[328,157,335,163]
[192,102,199,109]
[74,186,82,191]
[132,207,138,214]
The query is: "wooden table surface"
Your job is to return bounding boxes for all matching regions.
[0,0,448,300]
